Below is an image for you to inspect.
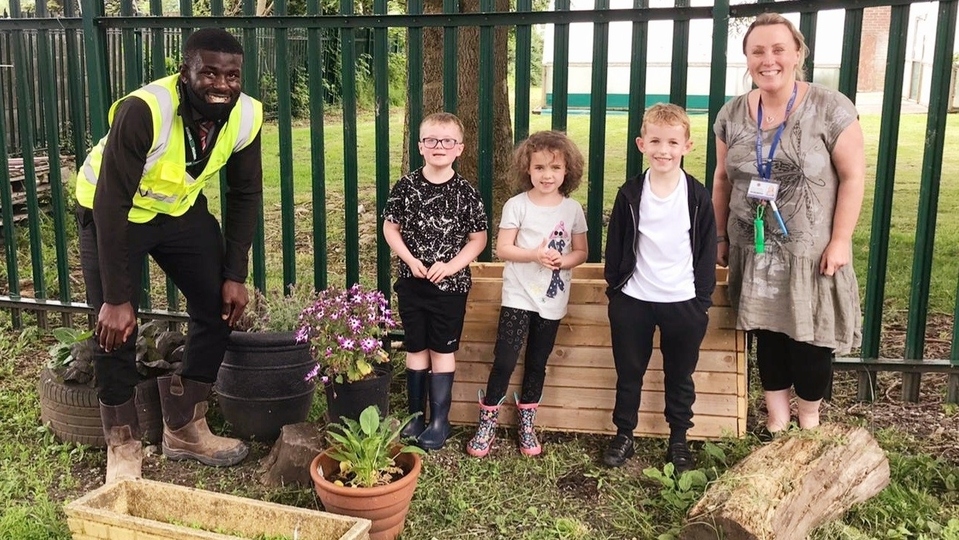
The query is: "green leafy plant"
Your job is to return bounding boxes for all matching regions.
[324,405,425,488]
[47,327,94,374]
[233,283,317,333]
[46,321,182,385]
[643,464,711,540]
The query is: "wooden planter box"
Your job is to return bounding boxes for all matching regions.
[64,478,371,540]
[450,262,747,439]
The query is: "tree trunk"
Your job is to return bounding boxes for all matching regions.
[258,422,325,488]
[404,0,514,234]
[682,423,890,540]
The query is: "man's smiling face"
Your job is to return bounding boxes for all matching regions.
[180,50,243,115]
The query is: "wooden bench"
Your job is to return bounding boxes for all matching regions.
[448,262,747,440]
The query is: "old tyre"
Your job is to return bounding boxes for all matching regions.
[38,368,163,448]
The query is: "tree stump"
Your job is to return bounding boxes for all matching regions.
[258,422,325,488]
[682,423,890,540]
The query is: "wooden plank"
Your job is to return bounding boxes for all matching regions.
[471,261,729,284]
[461,322,740,350]
[449,401,741,439]
[456,342,740,372]
[450,383,742,417]
[453,361,740,395]
[465,297,736,331]
[468,278,610,305]
[465,304,737,330]
[469,277,733,307]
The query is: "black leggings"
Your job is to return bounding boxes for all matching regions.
[484,307,560,405]
[754,329,833,401]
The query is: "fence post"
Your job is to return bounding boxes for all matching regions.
[625,0,649,182]
[904,0,959,401]
[586,0,609,262]
[80,0,110,140]
[373,0,391,297]
[861,6,908,402]
[705,0,729,191]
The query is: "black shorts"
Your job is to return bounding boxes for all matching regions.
[395,277,468,354]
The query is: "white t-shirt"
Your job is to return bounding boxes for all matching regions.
[499,192,588,320]
[622,172,696,303]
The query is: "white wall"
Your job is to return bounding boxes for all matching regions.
[906,2,959,107]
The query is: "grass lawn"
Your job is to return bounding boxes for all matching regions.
[243,109,959,318]
[1,336,958,539]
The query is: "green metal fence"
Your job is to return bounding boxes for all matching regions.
[0,0,957,403]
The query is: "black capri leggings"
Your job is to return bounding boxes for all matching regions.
[754,329,833,401]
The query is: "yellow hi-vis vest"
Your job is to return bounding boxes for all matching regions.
[75,74,263,223]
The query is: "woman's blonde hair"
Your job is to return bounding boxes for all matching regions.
[511,131,585,196]
[742,12,809,82]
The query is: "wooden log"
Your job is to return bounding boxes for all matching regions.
[681,423,890,540]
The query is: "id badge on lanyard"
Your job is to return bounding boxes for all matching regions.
[750,82,797,251]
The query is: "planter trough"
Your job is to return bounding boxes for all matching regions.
[64,478,371,540]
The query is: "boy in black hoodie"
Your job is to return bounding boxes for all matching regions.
[602,103,717,474]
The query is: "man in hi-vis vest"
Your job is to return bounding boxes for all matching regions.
[75,28,263,483]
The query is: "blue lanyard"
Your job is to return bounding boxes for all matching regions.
[755,82,798,181]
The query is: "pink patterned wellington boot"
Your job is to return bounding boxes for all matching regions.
[466,391,503,458]
[515,392,542,456]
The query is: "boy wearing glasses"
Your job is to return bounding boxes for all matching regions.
[383,112,488,450]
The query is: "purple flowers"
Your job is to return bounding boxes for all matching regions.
[297,284,396,384]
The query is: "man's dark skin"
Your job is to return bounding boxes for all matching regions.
[96,50,249,352]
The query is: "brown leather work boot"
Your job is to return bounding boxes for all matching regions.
[99,397,143,483]
[157,374,248,467]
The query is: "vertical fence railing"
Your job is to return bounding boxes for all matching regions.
[585,0,609,261]
[477,0,496,262]
[704,0,728,190]
[9,0,47,330]
[625,0,649,181]
[340,0,361,288]
[36,0,71,328]
[407,0,424,172]
[905,0,958,400]
[860,5,909,402]
[513,0,532,145]
[550,0,570,132]
[0,32,19,328]
[0,1,956,402]
[308,0,330,293]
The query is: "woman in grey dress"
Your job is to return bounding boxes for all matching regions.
[712,13,865,435]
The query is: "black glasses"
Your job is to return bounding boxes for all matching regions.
[420,137,461,149]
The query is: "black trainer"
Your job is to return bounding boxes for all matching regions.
[666,441,695,475]
[602,434,635,467]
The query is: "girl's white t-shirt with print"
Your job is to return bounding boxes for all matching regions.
[499,192,588,320]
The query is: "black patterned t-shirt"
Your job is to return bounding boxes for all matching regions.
[382,168,488,294]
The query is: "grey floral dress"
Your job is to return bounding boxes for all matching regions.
[714,83,861,355]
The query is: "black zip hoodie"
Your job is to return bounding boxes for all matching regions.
[603,169,718,310]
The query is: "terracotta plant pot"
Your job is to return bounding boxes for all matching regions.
[310,448,422,540]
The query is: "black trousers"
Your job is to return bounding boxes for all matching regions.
[78,196,231,405]
[484,306,560,405]
[607,292,709,435]
[754,329,833,401]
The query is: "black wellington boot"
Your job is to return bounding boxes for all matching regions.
[400,368,429,439]
[417,371,454,450]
